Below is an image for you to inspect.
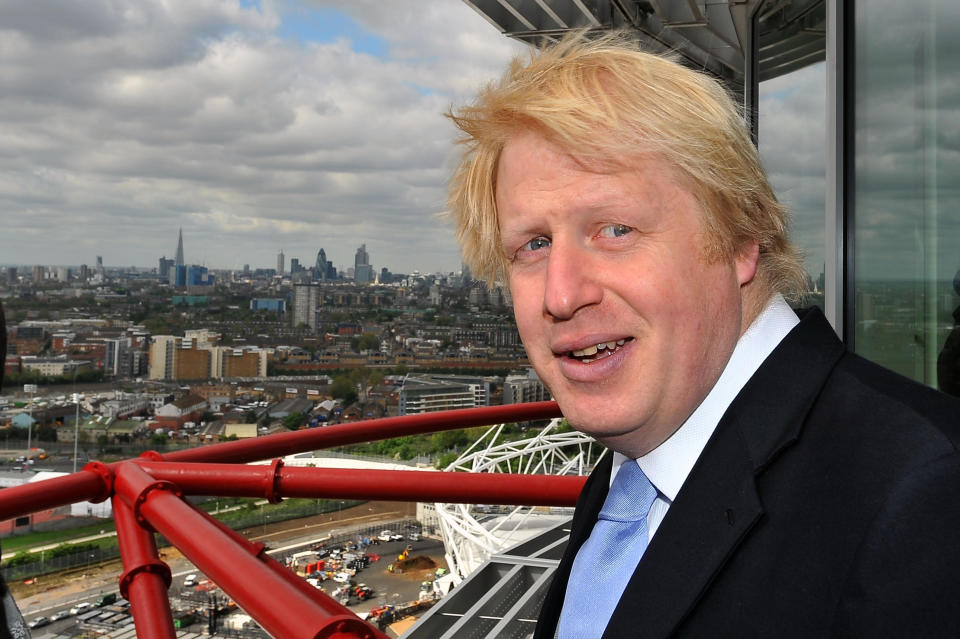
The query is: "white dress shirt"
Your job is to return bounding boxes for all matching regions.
[610,294,800,540]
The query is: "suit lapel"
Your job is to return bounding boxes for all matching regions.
[603,423,762,638]
[604,308,846,638]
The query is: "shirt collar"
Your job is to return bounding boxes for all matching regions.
[612,294,799,500]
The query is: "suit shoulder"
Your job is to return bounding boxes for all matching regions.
[826,350,960,445]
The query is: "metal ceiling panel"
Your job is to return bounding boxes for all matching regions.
[464,0,826,88]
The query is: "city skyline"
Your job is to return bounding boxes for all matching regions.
[0,1,829,279]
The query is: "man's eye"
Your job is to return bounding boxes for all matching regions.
[522,237,551,251]
[598,224,633,238]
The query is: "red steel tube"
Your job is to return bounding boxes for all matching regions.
[112,497,176,639]
[161,402,562,464]
[0,467,107,523]
[0,403,562,524]
[136,461,587,507]
[113,461,381,639]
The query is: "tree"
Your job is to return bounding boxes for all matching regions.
[356,333,380,352]
[367,369,385,388]
[330,376,358,405]
[282,412,305,430]
[431,429,468,451]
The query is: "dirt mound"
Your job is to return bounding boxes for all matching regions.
[394,556,436,572]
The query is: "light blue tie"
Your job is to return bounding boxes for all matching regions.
[556,461,658,639]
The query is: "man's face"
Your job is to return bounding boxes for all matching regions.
[496,131,758,457]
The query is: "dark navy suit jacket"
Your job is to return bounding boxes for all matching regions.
[534,308,960,638]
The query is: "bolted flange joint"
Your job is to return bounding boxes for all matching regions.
[82,461,115,503]
[266,458,285,505]
[132,480,183,529]
[138,450,165,462]
[118,559,172,600]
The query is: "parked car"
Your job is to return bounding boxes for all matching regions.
[183,573,198,587]
[377,530,393,542]
[96,592,117,607]
[49,610,72,622]
[69,602,93,615]
[27,616,49,629]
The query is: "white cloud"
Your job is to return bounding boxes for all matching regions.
[0,0,523,274]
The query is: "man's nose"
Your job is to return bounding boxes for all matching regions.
[543,243,603,320]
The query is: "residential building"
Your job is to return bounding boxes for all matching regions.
[20,356,92,377]
[398,374,491,416]
[250,298,286,313]
[154,394,208,430]
[148,336,180,380]
[292,284,320,331]
[503,369,552,404]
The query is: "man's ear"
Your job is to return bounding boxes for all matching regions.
[735,242,760,287]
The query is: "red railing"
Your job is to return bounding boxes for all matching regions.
[0,402,584,638]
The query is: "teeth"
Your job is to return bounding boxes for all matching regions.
[571,340,626,359]
[572,344,598,357]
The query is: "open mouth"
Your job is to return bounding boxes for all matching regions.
[566,337,633,363]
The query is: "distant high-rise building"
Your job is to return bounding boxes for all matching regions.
[315,248,326,278]
[292,284,320,331]
[290,258,301,274]
[314,248,336,281]
[187,265,213,287]
[159,257,174,281]
[243,264,250,274]
[5,267,16,284]
[78,264,88,280]
[355,244,369,268]
[174,229,185,267]
[96,256,104,275]
[277,250,285,275]
[354,244,373,284]
[172,265,187,288]
[32,265,45,283]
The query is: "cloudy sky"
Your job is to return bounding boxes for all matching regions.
[0,0,827,278]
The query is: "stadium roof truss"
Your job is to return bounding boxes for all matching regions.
[434,419,600,582]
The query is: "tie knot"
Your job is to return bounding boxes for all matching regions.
[599,461,658,522]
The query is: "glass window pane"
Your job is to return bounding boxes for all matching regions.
[854,0,960,392]
[759,63,827,310]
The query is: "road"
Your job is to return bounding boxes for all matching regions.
[15,500,437,634]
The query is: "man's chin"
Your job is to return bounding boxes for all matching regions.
[562,413,640,443]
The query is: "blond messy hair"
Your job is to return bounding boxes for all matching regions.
[446,32,807,304]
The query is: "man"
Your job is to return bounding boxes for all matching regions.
[447,34,960,638]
